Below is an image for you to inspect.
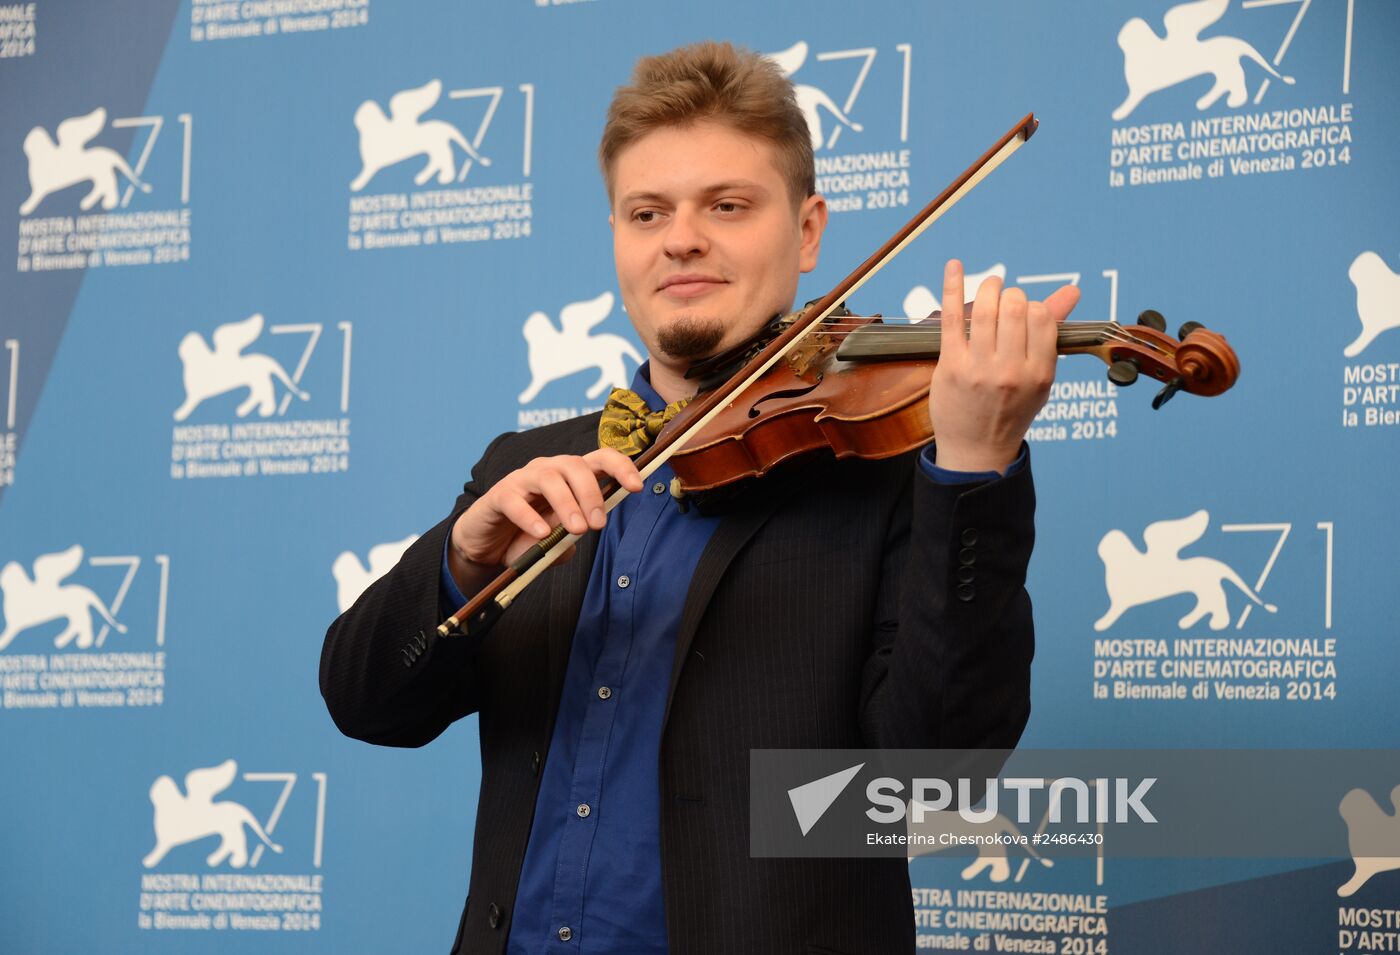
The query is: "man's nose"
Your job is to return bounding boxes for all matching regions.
[662,206,709,259]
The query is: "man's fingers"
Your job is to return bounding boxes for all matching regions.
[585,447,644,493]
[470,448,651,564]
[495,490,553,541]
[533,469,588,536]
[1043,284,1081,324]
[968,274,1002,362]
[1029,285,1078,378]
[997,287,1028,360]
[941,258,965,327]
[939,260,966,361]
[556,458,609,529]
[1026,301,1059,381]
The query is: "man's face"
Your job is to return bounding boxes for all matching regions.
[609,121,826,367]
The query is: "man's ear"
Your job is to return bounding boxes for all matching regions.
[797,193,828,273]
[608,212,615,232]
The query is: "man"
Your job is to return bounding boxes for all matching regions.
[321,41,1078,954]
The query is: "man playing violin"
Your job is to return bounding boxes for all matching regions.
[321,40,1079,955]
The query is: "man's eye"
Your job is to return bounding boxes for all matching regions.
[634,210,658,223]
[715,201,743,213]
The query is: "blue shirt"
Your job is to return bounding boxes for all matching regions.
[441,365,1024,952]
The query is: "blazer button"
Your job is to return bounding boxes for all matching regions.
[957,566,975,584]
[956,583,975,602]
[531,751,541,776]
[958,547,976,566]
[961,527,979,546]
[487,902,503,929]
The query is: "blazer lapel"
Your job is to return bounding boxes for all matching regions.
[660,481,783,733]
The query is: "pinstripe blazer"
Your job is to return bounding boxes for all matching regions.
[320,411,1036,955]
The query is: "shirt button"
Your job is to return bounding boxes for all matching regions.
[652,481,666,495]
[597,686,612,700]
[558,926,573,941]
[961,527,979,546]
[616,574,630,589]
[576,803,591,818]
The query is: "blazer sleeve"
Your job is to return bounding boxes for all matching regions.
[857,445,1036,752]
[319,431,514,748]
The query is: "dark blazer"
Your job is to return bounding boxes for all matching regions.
[320,411,1036,955]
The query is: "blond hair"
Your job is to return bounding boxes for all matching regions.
[599,40,814,205]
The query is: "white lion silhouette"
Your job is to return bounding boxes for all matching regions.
[1094,510,1277,631]
[0,545,126,651]
[518,291,643,404]
[142,760,283,869]
[1112,0,1295,121]
[1337,784,1400,898]
[332,534,418,612]
[765,42,864,151]
[350,79,491,192]
[173,313,310,422]
[1344,251,1400,358]
[907,809,1054,883]
[19,107,152,215]
[902,264,1009,320]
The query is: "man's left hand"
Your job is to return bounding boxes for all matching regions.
[927,259,1081,473]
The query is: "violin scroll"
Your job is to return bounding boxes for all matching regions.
[1174,327,1239,397]
[1101,317,1239,405]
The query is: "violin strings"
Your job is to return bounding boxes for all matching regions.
[834,319,1176,352]
[810,320,1178,358]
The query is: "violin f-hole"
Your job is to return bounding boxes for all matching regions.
[747,374,823,418]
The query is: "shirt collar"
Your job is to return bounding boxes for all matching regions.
[630,361,665,411]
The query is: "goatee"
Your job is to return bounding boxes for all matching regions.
[657,315,726,361]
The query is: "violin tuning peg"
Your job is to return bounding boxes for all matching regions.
[1107,359,1140,387]
[1136,309,1167,333]
[1152,377,1185,410]
[1177,321,1204,340]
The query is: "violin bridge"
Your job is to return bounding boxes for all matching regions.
[786,332,838,377]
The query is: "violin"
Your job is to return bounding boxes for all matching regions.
[667,303,1238,492]
[438,112,1240,638]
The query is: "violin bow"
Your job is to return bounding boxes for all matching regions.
[439,112,1040,638]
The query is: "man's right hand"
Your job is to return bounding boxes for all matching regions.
[447,448,643,599]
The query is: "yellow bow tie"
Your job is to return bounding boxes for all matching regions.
[598,388,689,457]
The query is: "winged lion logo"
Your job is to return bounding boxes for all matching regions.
[173,313,310,421]
[0,545,126,651]
[142,760,284,869]
[1112,0,1295,120]
[350,79,492,191]
[20,107,152,215]
[1094,510,1278,631]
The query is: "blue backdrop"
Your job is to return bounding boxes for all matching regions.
[2,1,1398,951]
